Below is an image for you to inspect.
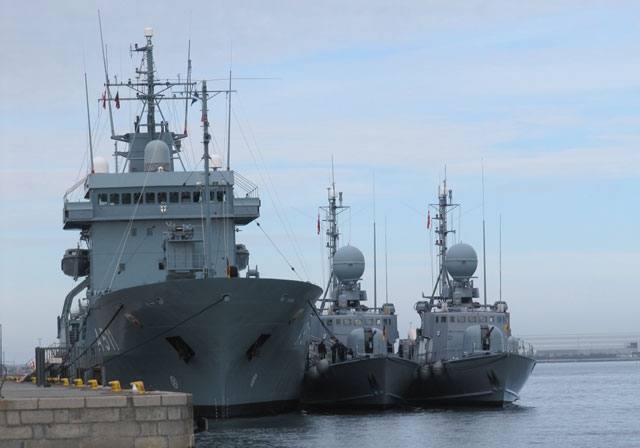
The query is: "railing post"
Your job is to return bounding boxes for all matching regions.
[35,347,45,386]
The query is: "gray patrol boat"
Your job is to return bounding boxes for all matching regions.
[57,28,321,418]
[301,183,419,408]
[406,181,535,406]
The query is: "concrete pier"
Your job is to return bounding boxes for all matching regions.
[0,381,194,447]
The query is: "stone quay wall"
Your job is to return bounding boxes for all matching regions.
[0,390,194,448]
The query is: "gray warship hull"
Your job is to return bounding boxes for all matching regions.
[409,353,536,406]
[302,356,419,408]
[84,277,321,418]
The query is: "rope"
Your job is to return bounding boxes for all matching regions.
[255,222,303,281]
[103,294,228,365]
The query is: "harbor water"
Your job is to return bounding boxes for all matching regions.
[196,360,640,447]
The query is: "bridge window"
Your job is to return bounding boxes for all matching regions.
[489,316,495,323]
[134,193,142,204]
[479,316,487,323]
[217,190,226,202]
[109,193,120,205]
[441,316,447,323]
[327,319,332,326]
[365,319,373,325]
[354,319,362,325]
[344,319,352,326]
[158,192,167,204]
[122,193,132,204]
[146,192,156,204]
[469,316,477,323]
[497,316,504,323]
[98,193,107,205]
[458,316,466,323]
[181,191,191,202]
[376,319,381,325]
[335,319,341,325]
[194,191,201,203]
[169,192,179,203]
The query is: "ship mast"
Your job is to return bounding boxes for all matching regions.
[201,81,213,277]
[432,180,458,299]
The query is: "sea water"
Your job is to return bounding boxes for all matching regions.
[195,361,640,447]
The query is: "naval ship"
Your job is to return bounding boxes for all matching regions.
[406,181,535,406]
[301,183,419,408]
[57,28,321,418]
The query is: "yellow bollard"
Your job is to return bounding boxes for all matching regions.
[87,380,99,389]
[60,378,69,386]
[7,376,13,381]
[73,379,83,388]
[130,381,145,394]
[31,377,36,383]
[108,380,121,392]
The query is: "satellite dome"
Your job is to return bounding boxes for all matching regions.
[445,243,478,281]
[210,154,223,169]
[93,157,109,173]
[144,140,171,172]
[333,246,365,282]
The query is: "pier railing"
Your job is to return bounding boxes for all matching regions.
[34,346,104,386]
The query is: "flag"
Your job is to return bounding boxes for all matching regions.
[427,209,431,229]
[317,213,321,235]
[191,91,200,105]
[102,91,106,109]
[382,325,387,341]
[226,260,231,278]
[505,319,509,333]
[115,92,120,109]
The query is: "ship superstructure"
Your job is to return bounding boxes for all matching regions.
[407,181,535,406]
[56,28,321,418]
[301,182,419,408]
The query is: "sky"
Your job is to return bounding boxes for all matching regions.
[1,0,639,364]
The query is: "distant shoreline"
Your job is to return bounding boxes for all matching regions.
[536,357,640,363]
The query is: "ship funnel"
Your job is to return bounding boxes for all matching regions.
[445,243,478,281]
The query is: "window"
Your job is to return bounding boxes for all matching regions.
[441,316,447,323]
[335,319,341,325]
[479,316,487,323]
[385,318,391,324]
[217,190,226,202]
[489,316,495,323]
[194,191,201,203]
[98,193,107,205]
[158,192,167,204]
[344,319,352,326]
[134,193,142,204]
[498,316,504,323]
[109,193,120,205]
[131,228,137,237]
[169,192,179,203]
[376,319,381,325]
[181,191,191,203]
[327,319,333,326]
[469,316,477,323]
[145,192,156,204]
[118,263,125,272]
[122,193,132,204]
[435,316,439,323]
[458,316,466,323]
[146,227,153,236]
[365,319,373,325]
[354,319,362,325]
